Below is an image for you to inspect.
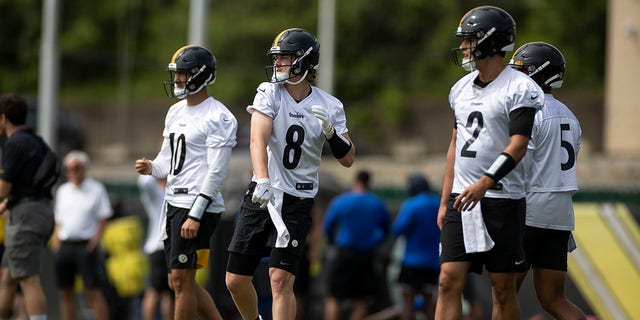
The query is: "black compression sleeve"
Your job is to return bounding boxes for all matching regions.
[327,133,351,159]
[509,107,537,137]
[484,152,517,183]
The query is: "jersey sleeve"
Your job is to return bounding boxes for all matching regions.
[205,103,238,149]
[247,82,277,118]
[508,78,545,113]
[329,100,349,136]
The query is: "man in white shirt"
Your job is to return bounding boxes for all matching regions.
[436,6,544,320]
[509,42,586,319]
[135,45,237,320]
[53,150,111,320]
[225,28,355,320]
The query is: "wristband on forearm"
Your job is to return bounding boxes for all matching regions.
[327,133,352,159]
[188,193,213,222]
[484,152,517,183]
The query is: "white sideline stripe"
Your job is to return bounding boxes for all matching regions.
[600,203,640,269]
[570,247,628,320]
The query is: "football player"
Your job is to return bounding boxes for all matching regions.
[510,42,587,319]
[225,28,355,320]
[134,45,237,320]
[436,6,544,319]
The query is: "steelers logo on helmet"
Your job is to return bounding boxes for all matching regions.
[451,6,516,72]
[178,254,188,264]
[163,45,217,99]
[508,42,566,89]
[266,28,320,85]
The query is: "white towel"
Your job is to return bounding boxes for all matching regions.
[461,204,494,253]
[266,189,291,248]
[158,200,168,241]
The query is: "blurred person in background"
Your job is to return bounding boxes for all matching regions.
[0,93,57,320]
[52,150,111,320]
[225,27,355,320]
[137,175,174,320]
[509,42,586,319]
[135,44,237,320]
[323,170,390,320]
[392,173,440,320]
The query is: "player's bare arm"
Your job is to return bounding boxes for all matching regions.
[249,110,273,179]
[438,128,456,228]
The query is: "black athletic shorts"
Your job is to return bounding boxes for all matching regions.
[523,226,570,271]
[440,194,526,274]
[227,181,313,275]
[148,250,171,291]
[55,240,105,289]
[327,248,376,300]
[397,265,440,291]
[164,204,220,269]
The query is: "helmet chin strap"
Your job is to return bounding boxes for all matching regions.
[285,70,308,85]
[461,58,477,72]
[173,74,214,99]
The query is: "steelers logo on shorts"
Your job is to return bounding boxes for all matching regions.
[178,254,188,264]
[291,239,299,247]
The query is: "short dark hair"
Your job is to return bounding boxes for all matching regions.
[408,173,431,196]
[0,93,28,125]
[356,170,371,189]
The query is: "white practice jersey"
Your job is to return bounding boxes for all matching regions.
[449,67,544,199]
[524,94,581,230]
[247,82,348,198]
[152,97,237,212]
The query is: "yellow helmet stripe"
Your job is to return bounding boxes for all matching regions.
[272,28,298,47]
[458,8,474,27]
[171,45,194,63]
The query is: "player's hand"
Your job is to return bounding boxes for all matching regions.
[310,105,335,137]
[453,176,493,211]
[437,204,447,229]
[252,178,274,209]
[135,157,152,175]
[181,218,200,239]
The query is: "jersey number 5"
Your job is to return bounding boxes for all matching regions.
[560,123,575,170]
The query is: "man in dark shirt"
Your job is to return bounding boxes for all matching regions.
[0,93,56,320]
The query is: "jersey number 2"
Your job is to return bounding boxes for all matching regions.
[461,111,483,158]
[283,125,305,169]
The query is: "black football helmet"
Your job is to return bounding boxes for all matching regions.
[509,42,566,89]
[164,45,216,99]
[452,6,516,70]
[266,28,320,84]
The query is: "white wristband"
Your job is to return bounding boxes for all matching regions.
[188,193,212,221]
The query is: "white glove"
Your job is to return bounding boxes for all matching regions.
[252,178,274,209]
[310,105,335,137]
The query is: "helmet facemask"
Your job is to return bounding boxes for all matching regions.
[267,47,316,85]
[451,36,478,72]
[166,65,215,98]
